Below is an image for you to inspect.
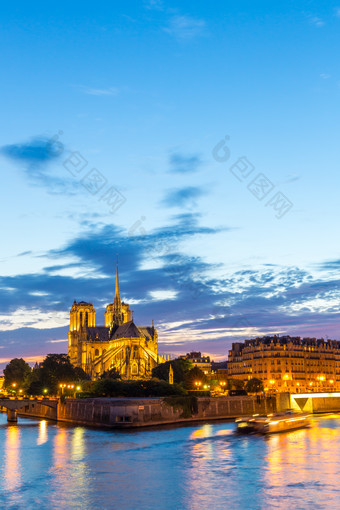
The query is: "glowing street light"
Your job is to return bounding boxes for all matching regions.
[59,383,67,395]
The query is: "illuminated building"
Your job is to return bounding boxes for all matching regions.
[228,336,340,392]
[181,352,212,375]
[68,262,162,379]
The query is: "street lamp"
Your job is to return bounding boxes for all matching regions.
[59,383,67,395]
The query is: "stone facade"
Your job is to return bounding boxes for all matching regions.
[68,263,162,379]
[228,335,340,392]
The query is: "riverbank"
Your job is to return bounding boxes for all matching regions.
[16,395,277,428]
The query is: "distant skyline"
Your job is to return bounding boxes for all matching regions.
[1,1,340,371]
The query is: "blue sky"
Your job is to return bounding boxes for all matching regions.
[1,0,340,370]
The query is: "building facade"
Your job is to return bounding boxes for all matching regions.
[228,336,340,392]
[181,352,212,375]
[68,263,162,380]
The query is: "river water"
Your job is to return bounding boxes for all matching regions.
[1,413,340,510]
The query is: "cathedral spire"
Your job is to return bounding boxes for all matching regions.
[111,257,124,327]
[114,257,121,305]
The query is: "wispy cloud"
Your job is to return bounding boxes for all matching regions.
[308,16,325,27]
[164,15,206,40]
[2,219,340,366]
[161,186,208,208]
[1,137,61,164]
[168,153,202,173]
[144,0,163,11]
[79,86,119,96]
[0,136,74,194]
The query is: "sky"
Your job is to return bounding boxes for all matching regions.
[1,0,340,371]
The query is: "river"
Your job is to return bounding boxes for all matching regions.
[1,412,340,509]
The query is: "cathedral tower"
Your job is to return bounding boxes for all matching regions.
[105,261,131,326]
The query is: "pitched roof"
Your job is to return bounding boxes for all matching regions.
[87,326,109,342]
[110,321,144,340]
[137,326,156,341]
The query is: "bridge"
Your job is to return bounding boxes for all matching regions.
[290,392,340,414]
[0,398,58,422]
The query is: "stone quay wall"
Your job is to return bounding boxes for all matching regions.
[55,395,276,428]
[17,402,57,420]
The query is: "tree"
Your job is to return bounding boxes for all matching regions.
[152,358,192,384]
[184,366,207,390]
[4,358,31,389]
[100,367,121,380]
[73,367,91,380]
[26,353,85,395]
[93,379,186,398]
[245,378,264,394]
[39,354,75,390]
[227,379,245,391]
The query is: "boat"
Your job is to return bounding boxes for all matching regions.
[235,409,310,434]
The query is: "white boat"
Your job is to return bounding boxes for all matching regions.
[235,409,310,434]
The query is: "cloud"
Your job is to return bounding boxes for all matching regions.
[161,186,208,208]
[1,136,62,164]
[164,15,206,40]
[168,153,202,173]
[79,86,119,96]
[144,0,163,10]
[0,136,74,194]
[308,16,325,27]
[2,217,340,366]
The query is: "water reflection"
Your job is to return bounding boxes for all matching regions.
[264,420,340,508]
[4,425,21,493]
[1,414,340,509]
[37,420,48,445]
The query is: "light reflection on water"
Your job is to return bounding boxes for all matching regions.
[0,414,340,509]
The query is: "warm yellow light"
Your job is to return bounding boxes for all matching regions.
[320,376,325,381]
[330,380,334,384]
[19,389,23,393]
[269,380,275,384]
[59,384,62,388]
[283,374,290,381]
[43,389,48,393]
[12,383,16,388]
[297,383,300,386]
[76,386,81,391]
[309,382,313,385]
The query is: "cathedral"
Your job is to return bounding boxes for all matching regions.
[68,263,162,379]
